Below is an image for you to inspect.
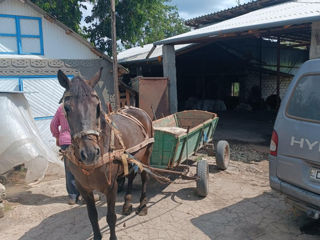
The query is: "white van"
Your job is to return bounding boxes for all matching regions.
[269,59,320,219]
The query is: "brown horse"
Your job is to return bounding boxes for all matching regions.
[57,68,153,240]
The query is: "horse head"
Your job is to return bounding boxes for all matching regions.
[57,68,103,166]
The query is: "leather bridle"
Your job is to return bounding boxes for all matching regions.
[61,91,102,143]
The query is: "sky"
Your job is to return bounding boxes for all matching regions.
[81,0,251,26]
[169,0,251,20]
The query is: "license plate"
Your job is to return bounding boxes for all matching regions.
[310,168,320,181]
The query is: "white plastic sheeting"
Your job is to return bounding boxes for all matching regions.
[0,76,68,157]
[0,92,62,183]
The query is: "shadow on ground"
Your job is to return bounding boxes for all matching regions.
[17,176,175,240]
[191,191,320,240]
[7,191,69,205]
[215,111,275,145]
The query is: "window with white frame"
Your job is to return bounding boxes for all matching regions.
[0,14,43,55]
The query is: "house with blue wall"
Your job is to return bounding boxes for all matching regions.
[0,0,126,150]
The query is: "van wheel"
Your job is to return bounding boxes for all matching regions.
[216,140,230,170]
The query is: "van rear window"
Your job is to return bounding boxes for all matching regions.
[287,75,320,122]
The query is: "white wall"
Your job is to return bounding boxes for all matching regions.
[245,71,292,100]
[0,0,99,60]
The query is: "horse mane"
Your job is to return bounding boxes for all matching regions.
[70,76,92,100]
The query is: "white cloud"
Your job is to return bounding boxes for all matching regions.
[80,0,252,28]
[170,0,251,20]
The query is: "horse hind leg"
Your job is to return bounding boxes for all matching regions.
[136,145,152,216]
[122,171,135,215]
[106,181,118,240]
[136,170,149,216]
[76,183,102,240]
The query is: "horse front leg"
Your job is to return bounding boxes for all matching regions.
[76,183,102,240]
[122,171,135,215]
[136,170,148,216]
[106,182,118,240]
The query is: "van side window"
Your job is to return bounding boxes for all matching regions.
[287,75,320,122]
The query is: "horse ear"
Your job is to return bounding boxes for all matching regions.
[87,67,103,88]
[57,70,70,90]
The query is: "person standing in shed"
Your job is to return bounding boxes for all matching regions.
[50,104,80,205]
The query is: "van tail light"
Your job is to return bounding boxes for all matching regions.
[270,130,278,156]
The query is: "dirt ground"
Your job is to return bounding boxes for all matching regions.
[0,112,319,240]
[0,143,319,240]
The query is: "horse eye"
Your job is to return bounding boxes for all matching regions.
[64,105,71,113]
[96,104,100,118]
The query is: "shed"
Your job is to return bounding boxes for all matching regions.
[119,0,320,114]
[0,0,127,151]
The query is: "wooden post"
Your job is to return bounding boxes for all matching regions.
[163,44,178,113]
[310,21,320,59]
[111,0,120,110]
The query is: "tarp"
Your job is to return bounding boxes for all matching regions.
[0,92,62,183]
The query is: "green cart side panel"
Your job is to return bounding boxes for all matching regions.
[172,117,219,167]
[150,115,219,169]
[150,130,178,168]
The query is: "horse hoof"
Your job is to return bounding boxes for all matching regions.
[136,205,148,216]
[94,235,102,240]
[122,204,132,215]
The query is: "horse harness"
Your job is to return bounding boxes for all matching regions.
[60,91,154,180]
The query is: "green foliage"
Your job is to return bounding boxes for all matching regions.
[31,0,189,55]
[84,0,190,55]
[30,0,86,33]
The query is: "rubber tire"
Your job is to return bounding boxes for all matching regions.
[216,140,230,170]
[0,202,4,218]
[196,159,209,197]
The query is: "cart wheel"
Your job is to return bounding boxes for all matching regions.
[216,140,230,170]
[196,159,209,197]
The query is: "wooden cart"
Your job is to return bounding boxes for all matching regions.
[149,110,230,197]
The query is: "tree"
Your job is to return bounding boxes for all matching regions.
[31,0,86,33]
[84,0,190,55]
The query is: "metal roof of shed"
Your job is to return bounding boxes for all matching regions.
[154,0,320,46]
[118,43,193,63]
[185,0,290,28]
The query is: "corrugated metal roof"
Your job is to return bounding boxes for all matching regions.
[185,0,290,28]
[118,43,193,63]
[155,0,320,46]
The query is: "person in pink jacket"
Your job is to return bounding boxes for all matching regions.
[50,104,80,205]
